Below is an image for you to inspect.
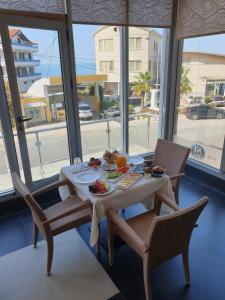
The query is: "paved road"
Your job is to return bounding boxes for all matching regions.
[1,114,225,175]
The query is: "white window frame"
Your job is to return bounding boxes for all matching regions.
[0,12,81,196]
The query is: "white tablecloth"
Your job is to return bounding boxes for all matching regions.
[60,165,175,246]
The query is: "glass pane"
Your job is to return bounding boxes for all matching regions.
[173,34,225,169]
[9,26,70,181]
[73,24,122,160]
[0,32,15,193]
[0,120,13,193]
[128,27,166,155]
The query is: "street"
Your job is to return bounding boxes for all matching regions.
[1,114,225,182]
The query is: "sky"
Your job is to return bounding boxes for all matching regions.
[11,25,225,77]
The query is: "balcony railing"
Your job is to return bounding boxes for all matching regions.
[17,72,42,78]
[11,41,38,48]
[0,113,159,193]
[14,58,40,63]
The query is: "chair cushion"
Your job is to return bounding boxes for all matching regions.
[50,208,92,236]
[44,195,90,220]
[126,210,156,241]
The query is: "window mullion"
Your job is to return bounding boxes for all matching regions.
[120,26,129,154]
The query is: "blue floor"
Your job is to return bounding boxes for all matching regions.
[0,175,225,300]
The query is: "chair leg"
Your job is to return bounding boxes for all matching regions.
[143,256,152,300]
[107,217,114,266]
[46,237,54,276]
[182,250,190,286]
[33,223,39,248]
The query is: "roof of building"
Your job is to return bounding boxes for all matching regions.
[92,25,162,39]
[183,51,225,59]
[9,28,38,45]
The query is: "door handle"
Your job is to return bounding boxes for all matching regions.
[17,116,32,123]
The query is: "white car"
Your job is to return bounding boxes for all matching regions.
[79,103,93,120]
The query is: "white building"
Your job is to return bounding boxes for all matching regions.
[0,28,41,93]
[93,26,162,95]
[183,51,225,98]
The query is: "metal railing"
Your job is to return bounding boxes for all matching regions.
[0,112,158,177]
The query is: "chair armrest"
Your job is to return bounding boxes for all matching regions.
[107,208,148,254]
[155,191,180,212]
[43,201,91,225]
[169,173,185,180]
[32,178,70,196]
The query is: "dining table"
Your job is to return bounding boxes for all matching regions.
[59,162,175,247]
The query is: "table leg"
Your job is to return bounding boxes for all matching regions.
[96,223,101,256]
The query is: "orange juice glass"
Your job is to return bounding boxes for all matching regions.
[116,154,127,168]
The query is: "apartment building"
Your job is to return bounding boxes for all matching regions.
[93,26,161,94]
[0,28,41,93]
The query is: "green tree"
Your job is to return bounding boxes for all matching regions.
[180,67,192,97]
[132,71,151,108]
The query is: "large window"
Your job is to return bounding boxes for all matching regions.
[174,34,225,170]
[128,27,166,155]
[73,25,122,161]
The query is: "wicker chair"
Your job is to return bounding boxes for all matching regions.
[107,192,208,300]
[12,172,92,275]
[152,139,190,204]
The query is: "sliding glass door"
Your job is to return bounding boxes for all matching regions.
[0,15,77,192]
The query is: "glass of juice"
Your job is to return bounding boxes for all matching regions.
[116,154,127,168]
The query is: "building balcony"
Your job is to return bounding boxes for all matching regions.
[11,41,39,52]
[16,72,42,80]
[14,58,40,66]
[0,58,40,67]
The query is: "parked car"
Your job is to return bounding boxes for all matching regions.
[78,103,93,120]
[211,96,225,107]
[185,104,225,120]
[103,107,120,118]
[186,96,203,105]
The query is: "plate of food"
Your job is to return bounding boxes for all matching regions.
[88,157,102,168]
[89,180,115,196]
[144,165,165,177]
[118,172,142,189]
[128,156,144,165]
[73,170,100,184]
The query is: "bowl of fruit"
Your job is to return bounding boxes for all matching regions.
[88,157,102,169]
[89,180,114,196]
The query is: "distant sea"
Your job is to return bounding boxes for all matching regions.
[36,63,96,77]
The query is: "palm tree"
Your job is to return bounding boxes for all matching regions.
[180,67,192,96]
[132,71,151,108]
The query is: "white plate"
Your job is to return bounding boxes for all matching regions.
[73,170,100,184]
[128,156,144,165]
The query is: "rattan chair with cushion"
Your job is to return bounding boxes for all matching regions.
[12,172,92,275]
[107,192,208,300]
[151,139,190,204]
